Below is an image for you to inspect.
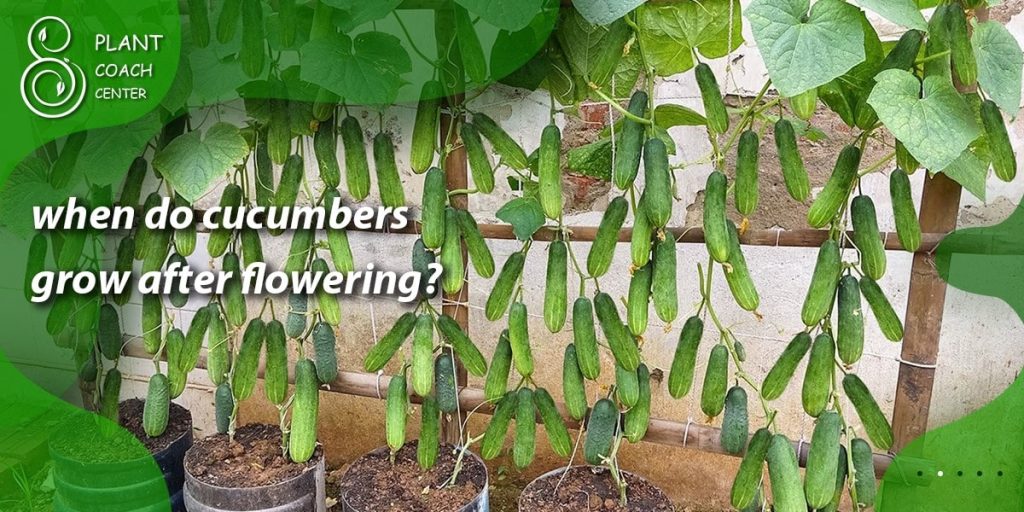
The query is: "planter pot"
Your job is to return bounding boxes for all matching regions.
[338,441,488,512]
[182,423,326,512]
[50,400,193,512]
[518,466,674,512]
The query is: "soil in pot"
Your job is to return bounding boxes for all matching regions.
[336,441,487,512]
[518,466,674,512]
[185,423,322,488]
[119,398,192,454]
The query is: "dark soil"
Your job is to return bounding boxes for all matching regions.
[518,466,674,512]
[184,423,322,488]
[119,398,192,454]
[335,442,487,512]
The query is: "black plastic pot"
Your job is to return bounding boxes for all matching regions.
[182,450,326,512]
[338,443,489,512]
[519,466,674,511]
[50,410,192,512]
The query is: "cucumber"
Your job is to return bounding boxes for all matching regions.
[881,30,924,72]
[805,411,842,509]
[133,193,161,261]
[267,102,291,166]
[851,437,877,507]
[485,252,525,321]
[822,445,849,512]
[239,0,264,78]
[208,185,241,258]
[312,258,341,326]
[587,196,629,278]
[166,253,189,308]
[312,321,339,383]
[668,316,703,399]
[890,169,921,252]
[285,293,308,339]
[411,81,442,174]
[584,398,618,465]
[614,91,648,189]
[704,171,731,262]
[538,124,563,220]
[456,210,495,278]
[802,333,835,417]
[24,233,46,301]
[563,344,589,421]
[837,275,865,365]
[766,434,806,512]
[112,237,134,306]
[485,330,513,401]
[472,113,529,170]
[627,263,652,337]
[364,312,416,372]
[895,140,920,174]
[100,369,122,426]
[860,277,904,341]
[774,119,810,202]
[207,307,230,385]
[851,195,886,280]
[513,388,536,469]
[723,221,760,312]
[232,319,264,401]
[535,388,572,457]
[481,391,517,460]
[436,314,487,377]
[323,190,354,272]
[652,233,678,323]
[143,374,170,437]
[182,304,211,373]
[216,0,241,43]
[411,313,435,397]
[594,292,640,372]
[507,302,534,378]
[142,294,163,354]
[790,88,818,120]
[735,130,760,216]
[240,229,263,268]
[373,133,405,208]
[802,239,842,327]
[386,373,408,457]
[418,397,440,469]
[643,138,672,228]
[264,320,288,405]
[730,428,771,509]
[631,201,654,267]
[284,229,314,274]
[615,362,640,409]
[454,5,487,83]
[440,208,464,295]
[808,145,861,228]
[947,5,977,87]
[276,154,304,210]
[843,374,894,450]
[701,344,729,417]
[572,298,601,380]
[290,359,319,463]
[435,352,458,413]
[721,386,749,454]
[982,99,1017,182]
[544,241,568,333]
[214,383,233,434]
[624,364,651,443]
[412,238,438,301]
[173,196,196,257]
[696,63,729,134]
[278,0,296,47]
[187,0,210,47]
[119,157,147,208]
[313,116,342,188]
[462,123,495,193]
[761,332,813,401]
[340,116,370,201]
[98,304,121,361]
[421,168,447,249]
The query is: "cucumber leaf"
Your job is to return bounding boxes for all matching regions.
[973,21,1024,115]
[938,149,988,201]
[152,123,249,203]
[637,0,743,76]
[572,0,645,26]
[852,0,927,31]
[497,197,546,241]
[455,0,546,32]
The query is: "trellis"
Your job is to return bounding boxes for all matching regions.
[122,1,977,482]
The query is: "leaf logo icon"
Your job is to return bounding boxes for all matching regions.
[38,27,47,43]
[56,80,65,96]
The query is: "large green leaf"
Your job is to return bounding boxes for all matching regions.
[0,158,65,237]
[852,0,926,31]
[556,10,632,94]
[572,0,645,26]
[300,32,411,106]
[746,0,865,97]
[637,0,743,76]
[323,0,402,32]
[152,123,249,204]
[939,149,988,201]
[455,0,546,32]
[868,70,980,172]
[973,21,1023,115]
[496,197,546,241]
[75,114,162,188]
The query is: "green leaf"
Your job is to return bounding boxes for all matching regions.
[75,113,162,188]
[152,123,249,203]
[637,0,743,76]
[572,0,645,26]
[653,104,707,128]
[455,0,546,32]
[939,149,988,201]
[852,0,927,31]
[0,157,65,237]
[973,21,1023,115]
[556,10,631,95]
[322,0,402,32]
[496,197,546,241]
[867,70,981,172]
[300,32,411,106]
[567,139,612,181]
[746,0,865,97]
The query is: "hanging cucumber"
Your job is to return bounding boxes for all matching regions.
[276,153,304,216]
[440,208,464,295]
[534,388,572,457]
[789,88,817,120]
[436,314,488,377]
[837,275,865,365]
[805,411,842,509]
[572,298,601,380]
[802,239,842,327]
[808,145,861,228]
[207,185,241,258]
[723,221,760,312]
[851,195,887,280]
[982,99,1017,182]
[761,332,812,401]
[624,364,652,443]
[112,236,134,306]
[481,391,517,460]
[340,116,371,201]
[643,138,673,228]
[735,130,760,216]
[312,321,339,383]
[472,113,529,170]
[696,63,729,135]
[97,304,121,361]
[312,258,341,326]
[631,200,654,268]
[222,253,247,328]
[594,292,640,372]
[207,307,231,385]
[239,0,265,78]
[627,262,652,337]
[142,294,163,354]
[386,373,408,458]
[704,171,731,262]
[544,241,568,333]
[615,363,640,409]
[721,386,749,455]
[240,229,263,268]
[435,352,458,413]
[143,374,170,437]
[562,344,588,421]
[538,124,563,220]
[774,118,810,202]
[946,5,977,87]
[411,313,435,397]
[843,374,894,450]
[324,189,354,272]
[232,319,264,401]
[216,0,241,43]
[614,91,648,189]
[264,320,288,405]
[701,344,729,417]
[766,434,806,512]
[421,168,446,250]
[485,252,525,321]
[485,330,513,402]
[851,438,878,507]
[730,428,771,509]
[880,30,924,72]
[314,118,341,189]
[373,133,406,208]
[456,210,495,278]
[802,333,835,417]
[508,302,534,378]
[364,312,417,373]
[214,383,233,434]
[587,196,628,278]
[860,277,904,341]
[410,81,443,174]
[668,316,703,399]
[418,397,440,469]
[890,169,921,252]
[462,123,495,193]
[652,233,678,323]
[513,388,535,469]
[584,398,618,465]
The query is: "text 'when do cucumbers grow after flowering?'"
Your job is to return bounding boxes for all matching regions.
[28,197,438,303]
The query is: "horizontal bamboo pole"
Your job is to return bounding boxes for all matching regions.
[122,338,901,478]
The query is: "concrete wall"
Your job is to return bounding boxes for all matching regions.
[114,2,1024,509]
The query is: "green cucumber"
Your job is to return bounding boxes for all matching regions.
[340,116,370,201]
[730,428,771,509]
[584,398,618,465]
[802,333,835,417]
[544,241,568,333]
[421,167,447,250]
[704,171,731,262]
[457,209,495,279]
[214,383,232,434]
[643,138,672,228]
[143,374,170,437]
[627,262,653,337]
[837,275,865,365]
[587,196,628,278]
[774,118,810,202]
[462,122,495,193]
[594,292,640,372]
[264,320,288,405]
[435,352,458,413]
[410,81,442,174]
[440,208,464,295]
[485,252,525,321]
[860,277,904,341]
[802,239,842,327]
[652,233,678,323]
[723,221,759,312]
[312,321,338,383]
[890,169,921,252]
[701,344,729,418]
[386,373,408,457]
[624,364,652,443]
[538,124,563,220]
[843,374,894,450]
[563,344,589,421]
[436,314,487,377]
[851,437,877,507]
[418,397,440,469]
[851,195,887,280]
[735,130,760,216]
[481,391,517,459]
[513,388,536,469]
[484,330,513,402]
[805,411,842,509]
[808,145,860,228]
[508,302,534,378]
[766,434,806,512]
[721,386,749,455]
[472,113,529,170]
[982,99,1017,182]
[668,316,703,399]
[696,63,729,134]
[572,298,601,380]
[615,362,639,409]
[535,388,572,457]
[364,312,416,372]
[614,91,648,189]
[411,313,435,397]
[761,332,812,401]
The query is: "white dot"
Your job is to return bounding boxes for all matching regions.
[938,471,944,477]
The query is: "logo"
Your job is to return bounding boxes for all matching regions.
[21,16,87,119]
